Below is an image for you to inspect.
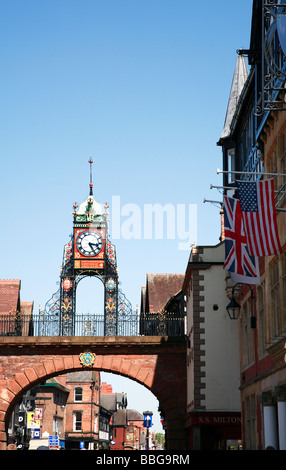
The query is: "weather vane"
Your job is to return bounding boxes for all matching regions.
[88,156,93,195]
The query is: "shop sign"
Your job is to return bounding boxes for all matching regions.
[191,413,241,426]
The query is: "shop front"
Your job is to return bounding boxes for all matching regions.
[187,412,242,450]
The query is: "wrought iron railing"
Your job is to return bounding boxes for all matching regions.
[0,312,185,337]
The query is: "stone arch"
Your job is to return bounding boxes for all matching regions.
[0,348,187,450]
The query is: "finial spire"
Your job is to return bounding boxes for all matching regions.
[88,156,93,195]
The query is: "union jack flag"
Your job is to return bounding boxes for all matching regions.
[223,196,259,283]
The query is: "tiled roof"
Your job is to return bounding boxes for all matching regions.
[0,280,21,314]
[219,54,248,141]
[0,280,33,318]
[113,409,126,426]
[127,409,143,421]
[142,273,184,313]
[100,394,117,411]
[113,409,143,426]
[20,302,34,315]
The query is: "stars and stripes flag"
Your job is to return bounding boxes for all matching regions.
[223,196,260,284]
[237,179,282,257]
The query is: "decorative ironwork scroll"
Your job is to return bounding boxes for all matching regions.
[257,1,286,114]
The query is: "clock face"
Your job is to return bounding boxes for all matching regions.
[76,230,103,257]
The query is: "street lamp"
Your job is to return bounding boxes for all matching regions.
[226,294,241,320]
[226,283,256,328]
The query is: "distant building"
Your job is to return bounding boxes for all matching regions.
[111,409,144,450]
[100,381,158,450]
[140,273,185,336]
[64,371,101,450]
[26,371,112,450]
[28,378,69,450]
[0,279,33,336]
[141,273,184,314]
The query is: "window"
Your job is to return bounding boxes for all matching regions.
[238,105,256,172]
[277,133,286,207]
[270,260,281,339]
[54,390,66,406]
[227,148,235,183]
[244,394,257,450]
[282,253,286,332]
[257,282,267,358]
[268,147,278,192]
[73,411,82,431]
[74,387,82,402]
[53,416,63,436]
[241,298,255,369]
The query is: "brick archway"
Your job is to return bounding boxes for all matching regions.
[0,336,187,450]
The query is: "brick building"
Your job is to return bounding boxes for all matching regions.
[100,381,158,450]
[141,273,184,314]
[217,0,286,449]
[28,378,69,449]
[140,273,185,336]
[63,371,101,450]
[112,409,144,450]
[27,371,108,450]
[0,279,33,336]
[25,374,153,450]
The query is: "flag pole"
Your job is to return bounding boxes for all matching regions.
[203,199,222,204]
[210,184,286,194]
[217,168,286,177]
[209,183,286,211]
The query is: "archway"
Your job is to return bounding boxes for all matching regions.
[100,371,164,434]
[0,337,187,450]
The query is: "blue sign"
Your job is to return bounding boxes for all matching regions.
[143,414,153,428]
[80,441,85,449]
[48,435,59,446]
[33,429,40,439]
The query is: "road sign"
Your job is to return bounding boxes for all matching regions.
[48,435,59,446]
[143,412,153,428]
[33,429,41,439]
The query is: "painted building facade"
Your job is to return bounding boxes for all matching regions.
[183,243,241,450]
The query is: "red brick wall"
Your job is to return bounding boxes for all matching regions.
[0,337,187,450]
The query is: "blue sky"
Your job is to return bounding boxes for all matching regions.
[1,0,253,433]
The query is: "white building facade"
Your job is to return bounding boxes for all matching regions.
[183,242,241,450]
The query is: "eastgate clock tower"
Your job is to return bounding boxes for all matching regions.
[59,158,118,336]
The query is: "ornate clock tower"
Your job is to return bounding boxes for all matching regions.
[58,158,118,336]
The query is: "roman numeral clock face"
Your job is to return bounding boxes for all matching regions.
[76,230,103,257]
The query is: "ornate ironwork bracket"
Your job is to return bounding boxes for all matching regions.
[256,1,286,115]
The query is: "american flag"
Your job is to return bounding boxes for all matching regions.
[223,196,259,282]
[237,179,282,256]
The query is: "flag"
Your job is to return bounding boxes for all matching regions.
[223,196,260,284]
[237,179,282,256]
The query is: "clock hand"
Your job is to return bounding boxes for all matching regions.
[89,241,100,251]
